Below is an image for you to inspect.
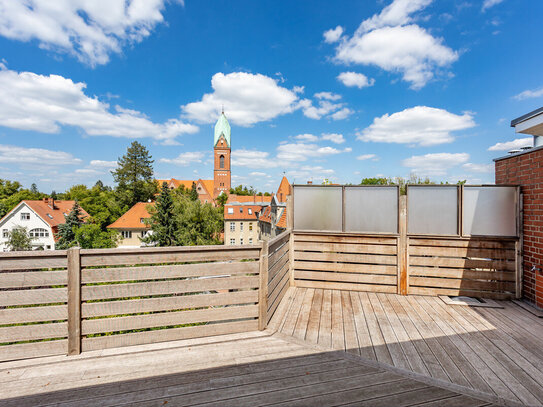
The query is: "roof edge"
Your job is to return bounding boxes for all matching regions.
[511,106,543,127]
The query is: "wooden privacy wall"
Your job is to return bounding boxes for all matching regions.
[293,232,398,293]
[408,237,518,300]
[79,245,261,352]
[266,230,290,324]
[0,251,68,362]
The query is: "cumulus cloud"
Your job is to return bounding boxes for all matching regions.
[323,26,344,43]
[314,91,341,101]
[462,163,493,173]
[287,166,335,183]
[90,160,117,168]
[513,86,543,101]
[0,0,183,66]
[321,133,345,144]
[0,66,198,143]
[487,137,532,151]
[330,0,457,89]
[159,151,205,166]
[358,106,475,146]
[337,72,375,89]
[330,107,354,120]
[182,72,300,126]
[299,98,352,121]
[402,152,469,176]
[232,149,279,169]
[277,142,351,162]
[357,154,378,161]
[294,134,319,142]
[0,144,81,166]
[482,0,505,11]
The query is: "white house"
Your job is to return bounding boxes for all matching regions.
[0,198,89,251]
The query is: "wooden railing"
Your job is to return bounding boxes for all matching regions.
[265,230,291,324]
[0,244,262,361]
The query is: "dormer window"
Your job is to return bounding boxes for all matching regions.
[140,218,145,224]
[248,209,253,215]
[20,213,30,221]
[239,208,243,213]
[227,208,234,214]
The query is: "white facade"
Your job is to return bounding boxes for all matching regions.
[0,203,56,251]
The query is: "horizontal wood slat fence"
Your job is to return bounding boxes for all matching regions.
[0,245,264,362]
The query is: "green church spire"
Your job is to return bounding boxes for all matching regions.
[214,112,231,148]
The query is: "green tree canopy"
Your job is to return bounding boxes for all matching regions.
[6,226,34,251]
[74,224,120,249]
[111,141,157,208]
[145,183,178,247]
[56,201,84,249]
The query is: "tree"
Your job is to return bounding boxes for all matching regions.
[6,226,34,251]
[229,185,257,196]
[145,183,178,247]
[190,182,199,201]
[216,193,228,207]
[56,201,84,249]
[111,141,157,208]
[30,183,39,195]
[0,179,45,218]
[75,224,120,249]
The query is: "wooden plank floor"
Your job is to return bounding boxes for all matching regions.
[276,287,543,406]
[0,329,499,407]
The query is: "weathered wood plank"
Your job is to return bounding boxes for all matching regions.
[0,251,67,271]
[258,242,268,330]
[82,291,259,318]
[294,260,397,275]
[268,250,289,283]
[81,276,259,301]
[318,289,332,348]
[331,289,344,350]
[268,241,289,269]
[0,340,67,362]
[295,270,397,285]
[0,322,67,342]
[82,262,258,283]
[409,256,515,271]
[268,266,290,310]
[82,304,258,335]
[341,290,359,355]
[295,280,397,293]
[350,291,376,361]
[408,286,514,300]
[292,288,314,340]
[409,277,516,292]
[267,275,290,324]
[358,292,393,364]
[295,241,397,255]
[305,289,323,344]
[294,233,397,245]
[295,250,397,265]
[409,238,516,250]
[0,305,67,324]
[0,270,67,288]
[67,247,81,355]
[81,320,259,351]
[409,246,515,259]
[0,287,67,306]
[268,230,290,253]
[409,266,516,281]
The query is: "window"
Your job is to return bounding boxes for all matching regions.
[121,231,132,239]
[220,155,225,169]
[140,218,146,224]
[249,223,253,231]
[230,222,235,232]
[228,207,234,214]
[20,212,30,221]
[239,207,243,213]
[2,229,7,238]
[46,245,51,250]
[141,230,148,237]
[29,228,49,238]
[240,238,244,245]
[240,223,244,232]
[249,238,253,244]
[248,208,252,215]
[230,238,235,245]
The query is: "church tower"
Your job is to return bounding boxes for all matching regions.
[213,112,231,198]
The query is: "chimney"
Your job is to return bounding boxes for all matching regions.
[47,197,56,209]
[535,136,543,148]
[307,180,313,185]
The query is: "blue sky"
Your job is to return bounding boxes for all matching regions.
[0,0,542,193]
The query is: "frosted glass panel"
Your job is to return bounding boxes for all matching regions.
[294,186,342,231]
[408,186,458,235]
[463,186,517,236]
[344,187,398,233]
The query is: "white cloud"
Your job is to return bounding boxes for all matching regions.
[314,91,341,101]
[332,0,457,89]
[321,133,345,144]
[482,0,505,11]
[295,133,319,142]
[323,26,344,43]
[182,72,300,126]
[287,166,335,183]
[159,151,205,166]
[249,171,270,178]
[0,144,81,166]
[337,72,375,89]
[90,160,117,168]
[513,86,543,101]
[462,163,493,173]
[75,168,101,175]
[402,152,470,176]
[357,154,377,161]
[232,149,279,169]
[330,107,354,120]
[487,137,532,151]
[0,0,183,66]
[0,66,198,143]
[358,106,475,146]
[277,143,351,162]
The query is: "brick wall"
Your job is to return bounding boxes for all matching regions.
[495,147,543,308]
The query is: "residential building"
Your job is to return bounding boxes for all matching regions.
[224,204,261,246]
[156,178,215,204]
[259,177,291,240]
[107,202,154,248]
[0,198,89,251]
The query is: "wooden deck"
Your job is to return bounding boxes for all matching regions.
[0,330,501,406]
[275,287,543,406]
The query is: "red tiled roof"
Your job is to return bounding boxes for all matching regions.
[224,204,262,220]
[227,195,272,204]
[200,180,214,196]
[17,200,89,228]
[107,202,155,229]
[276,176,291,203]
[259,205,272,224]
[276,208,287,229]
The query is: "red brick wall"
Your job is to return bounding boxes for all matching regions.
[495,148,543,308]
[213,136,231,198]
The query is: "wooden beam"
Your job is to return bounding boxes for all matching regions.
[258,240,269,330]
[67,247,81,356]
[398,195,408,295]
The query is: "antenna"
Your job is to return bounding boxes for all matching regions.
[221,104,224,114]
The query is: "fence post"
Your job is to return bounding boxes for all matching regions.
[258,240,269,330]
[398,195,408,295]
[67,247,81,355]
